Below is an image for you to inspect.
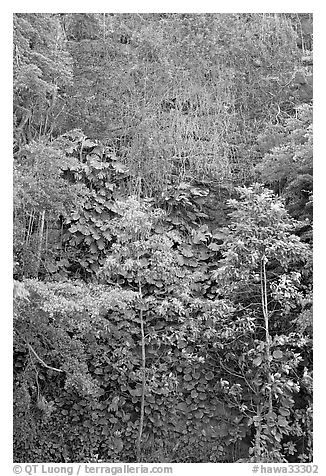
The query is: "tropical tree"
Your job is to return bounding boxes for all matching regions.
[213,184,312,461]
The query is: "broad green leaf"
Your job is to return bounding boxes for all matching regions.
[273,350,283,360]
[253,356,263,366]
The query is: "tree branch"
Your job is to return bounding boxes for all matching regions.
[28,343,64,373]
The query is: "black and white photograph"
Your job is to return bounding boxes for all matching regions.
[11,7,316,473]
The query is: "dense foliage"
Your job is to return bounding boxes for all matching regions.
[13,13,313,463]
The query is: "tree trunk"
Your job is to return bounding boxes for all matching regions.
[136,282,146,462]
[261,255,273,415]
[35,210,45,277]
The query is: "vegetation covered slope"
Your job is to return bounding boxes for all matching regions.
[13,13,313,463]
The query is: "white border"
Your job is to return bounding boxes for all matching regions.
[2,4,324,474]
